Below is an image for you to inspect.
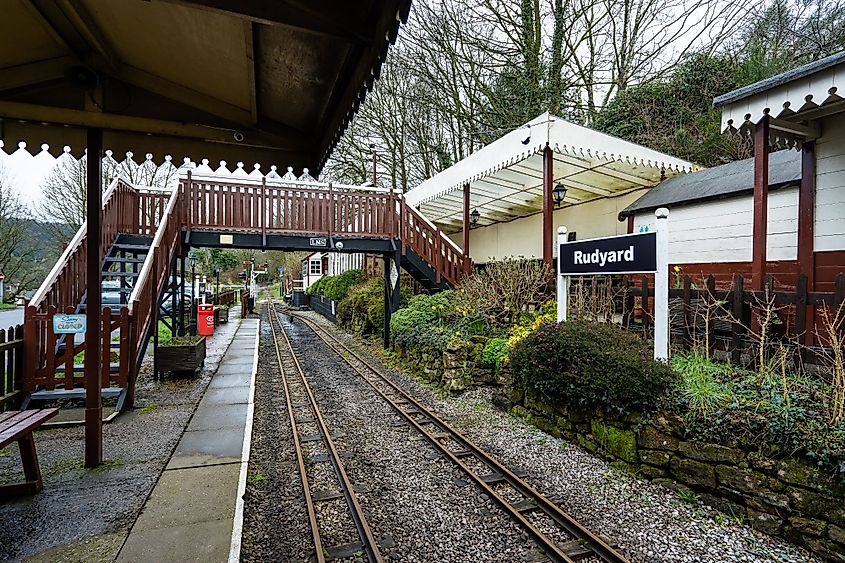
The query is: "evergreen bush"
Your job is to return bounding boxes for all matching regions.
[510,320,676,415]
[323,269,363,301]
[389,291,454,340]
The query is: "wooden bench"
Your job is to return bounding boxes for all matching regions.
[0,408,59,498]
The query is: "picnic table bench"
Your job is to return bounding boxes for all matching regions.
[0,408,58,498]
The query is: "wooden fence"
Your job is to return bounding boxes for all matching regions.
[0,324,24,412]
[619,272,845,364]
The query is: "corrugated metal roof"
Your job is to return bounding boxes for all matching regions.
[714,50,845,107]
[619,149,801,218]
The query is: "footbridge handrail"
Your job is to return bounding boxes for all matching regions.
[29,178,136,310]
[128,180,183,368]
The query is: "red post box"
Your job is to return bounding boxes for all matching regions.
[198,304,215,336]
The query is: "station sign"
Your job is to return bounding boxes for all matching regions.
[557,208,670,361]
[559,232,656,276]
[53,314,87,334]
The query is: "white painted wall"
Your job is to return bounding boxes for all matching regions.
[815,112,845,252]
[450,189,647,263]
[327,253,364,276]
[632,187,799,264]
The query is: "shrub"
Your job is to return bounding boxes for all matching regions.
[671,351,845,479]
[323,269,363,301]
[510,320,676,415]
[481,337,509,369]
[456,258,551,326]
[306,275,332,296]
[389,291,454,340]
[337,276,411,336]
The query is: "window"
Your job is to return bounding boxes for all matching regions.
[309,260,322,275]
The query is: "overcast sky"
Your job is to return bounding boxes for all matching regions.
[0,144,58,211]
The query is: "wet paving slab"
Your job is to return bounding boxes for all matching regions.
[0,310,244,563]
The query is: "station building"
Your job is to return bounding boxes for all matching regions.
[406,53,845,299]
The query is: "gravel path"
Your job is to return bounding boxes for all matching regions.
[298,310,820,563]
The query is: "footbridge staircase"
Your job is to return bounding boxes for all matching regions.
[23,171,468,409]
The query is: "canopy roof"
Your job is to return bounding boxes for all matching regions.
[620,148,801,218]
[405,113,696,232]
[0,0,410,170]
[714,50,845,141]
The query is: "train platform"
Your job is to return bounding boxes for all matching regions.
[116,318,258,563]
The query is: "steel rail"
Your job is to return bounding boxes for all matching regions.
[286,308,630,563]
[267,303,384,563]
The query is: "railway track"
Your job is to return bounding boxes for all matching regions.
[278,302,631,563]
[266,303,384,563]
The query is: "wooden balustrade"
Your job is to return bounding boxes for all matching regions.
[24,175,467,400]
[23,305,130,392]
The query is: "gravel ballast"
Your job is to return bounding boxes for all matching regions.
[297,309,820,563]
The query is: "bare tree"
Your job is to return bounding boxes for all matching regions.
[38,152,179,244]
[0,165,39,301]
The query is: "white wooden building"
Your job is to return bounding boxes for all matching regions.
[623,50,845,294]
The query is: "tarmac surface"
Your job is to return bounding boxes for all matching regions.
[0,309,247,563]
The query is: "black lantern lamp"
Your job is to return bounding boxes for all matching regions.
[553,183,567,207]
[469,208,480,226]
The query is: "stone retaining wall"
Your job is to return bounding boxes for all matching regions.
[497,388,845,561]
[394,338,496,392]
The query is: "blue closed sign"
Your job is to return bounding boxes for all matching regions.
[53,314,87,334]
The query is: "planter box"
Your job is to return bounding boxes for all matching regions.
[158,337,206,375]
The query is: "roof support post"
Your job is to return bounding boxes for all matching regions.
[84,126,103,469]
[462,182,470,278]
[542,145,554,272]
[798,140,816,346]
[751,116,770,293]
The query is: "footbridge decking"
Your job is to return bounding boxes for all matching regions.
[23,172,468,408]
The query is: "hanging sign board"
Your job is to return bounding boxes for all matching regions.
[53,314,87,334]
[558,232,657,276]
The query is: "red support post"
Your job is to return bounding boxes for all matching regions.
[462,182,470,278]
[543,145,554,272]
[798,140,816,345]
[751,116,770,292]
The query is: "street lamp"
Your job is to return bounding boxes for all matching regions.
[469,208,480,227]
[553,183,568,207]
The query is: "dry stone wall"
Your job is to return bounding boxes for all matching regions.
[497,387,845,561]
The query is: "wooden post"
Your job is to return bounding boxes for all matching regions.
[706,275,716,358]
[752,116,770,292]
[383,255,390,349]
[543,146,554,272]
[683,275,692,351]
[798,141,816,345]
[731,274,744,364]
[84,127,103,468]
[462,182,470,278]
[641,275,651,336]
[627,215,634,234]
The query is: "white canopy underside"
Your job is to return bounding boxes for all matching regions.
[405,113,697,232]
[719,63,845,134]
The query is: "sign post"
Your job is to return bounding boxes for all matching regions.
[556,227,568,322]
[557,208,670,361]
[653,208,670,361]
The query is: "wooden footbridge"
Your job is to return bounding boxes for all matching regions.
[23,171,468,410]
